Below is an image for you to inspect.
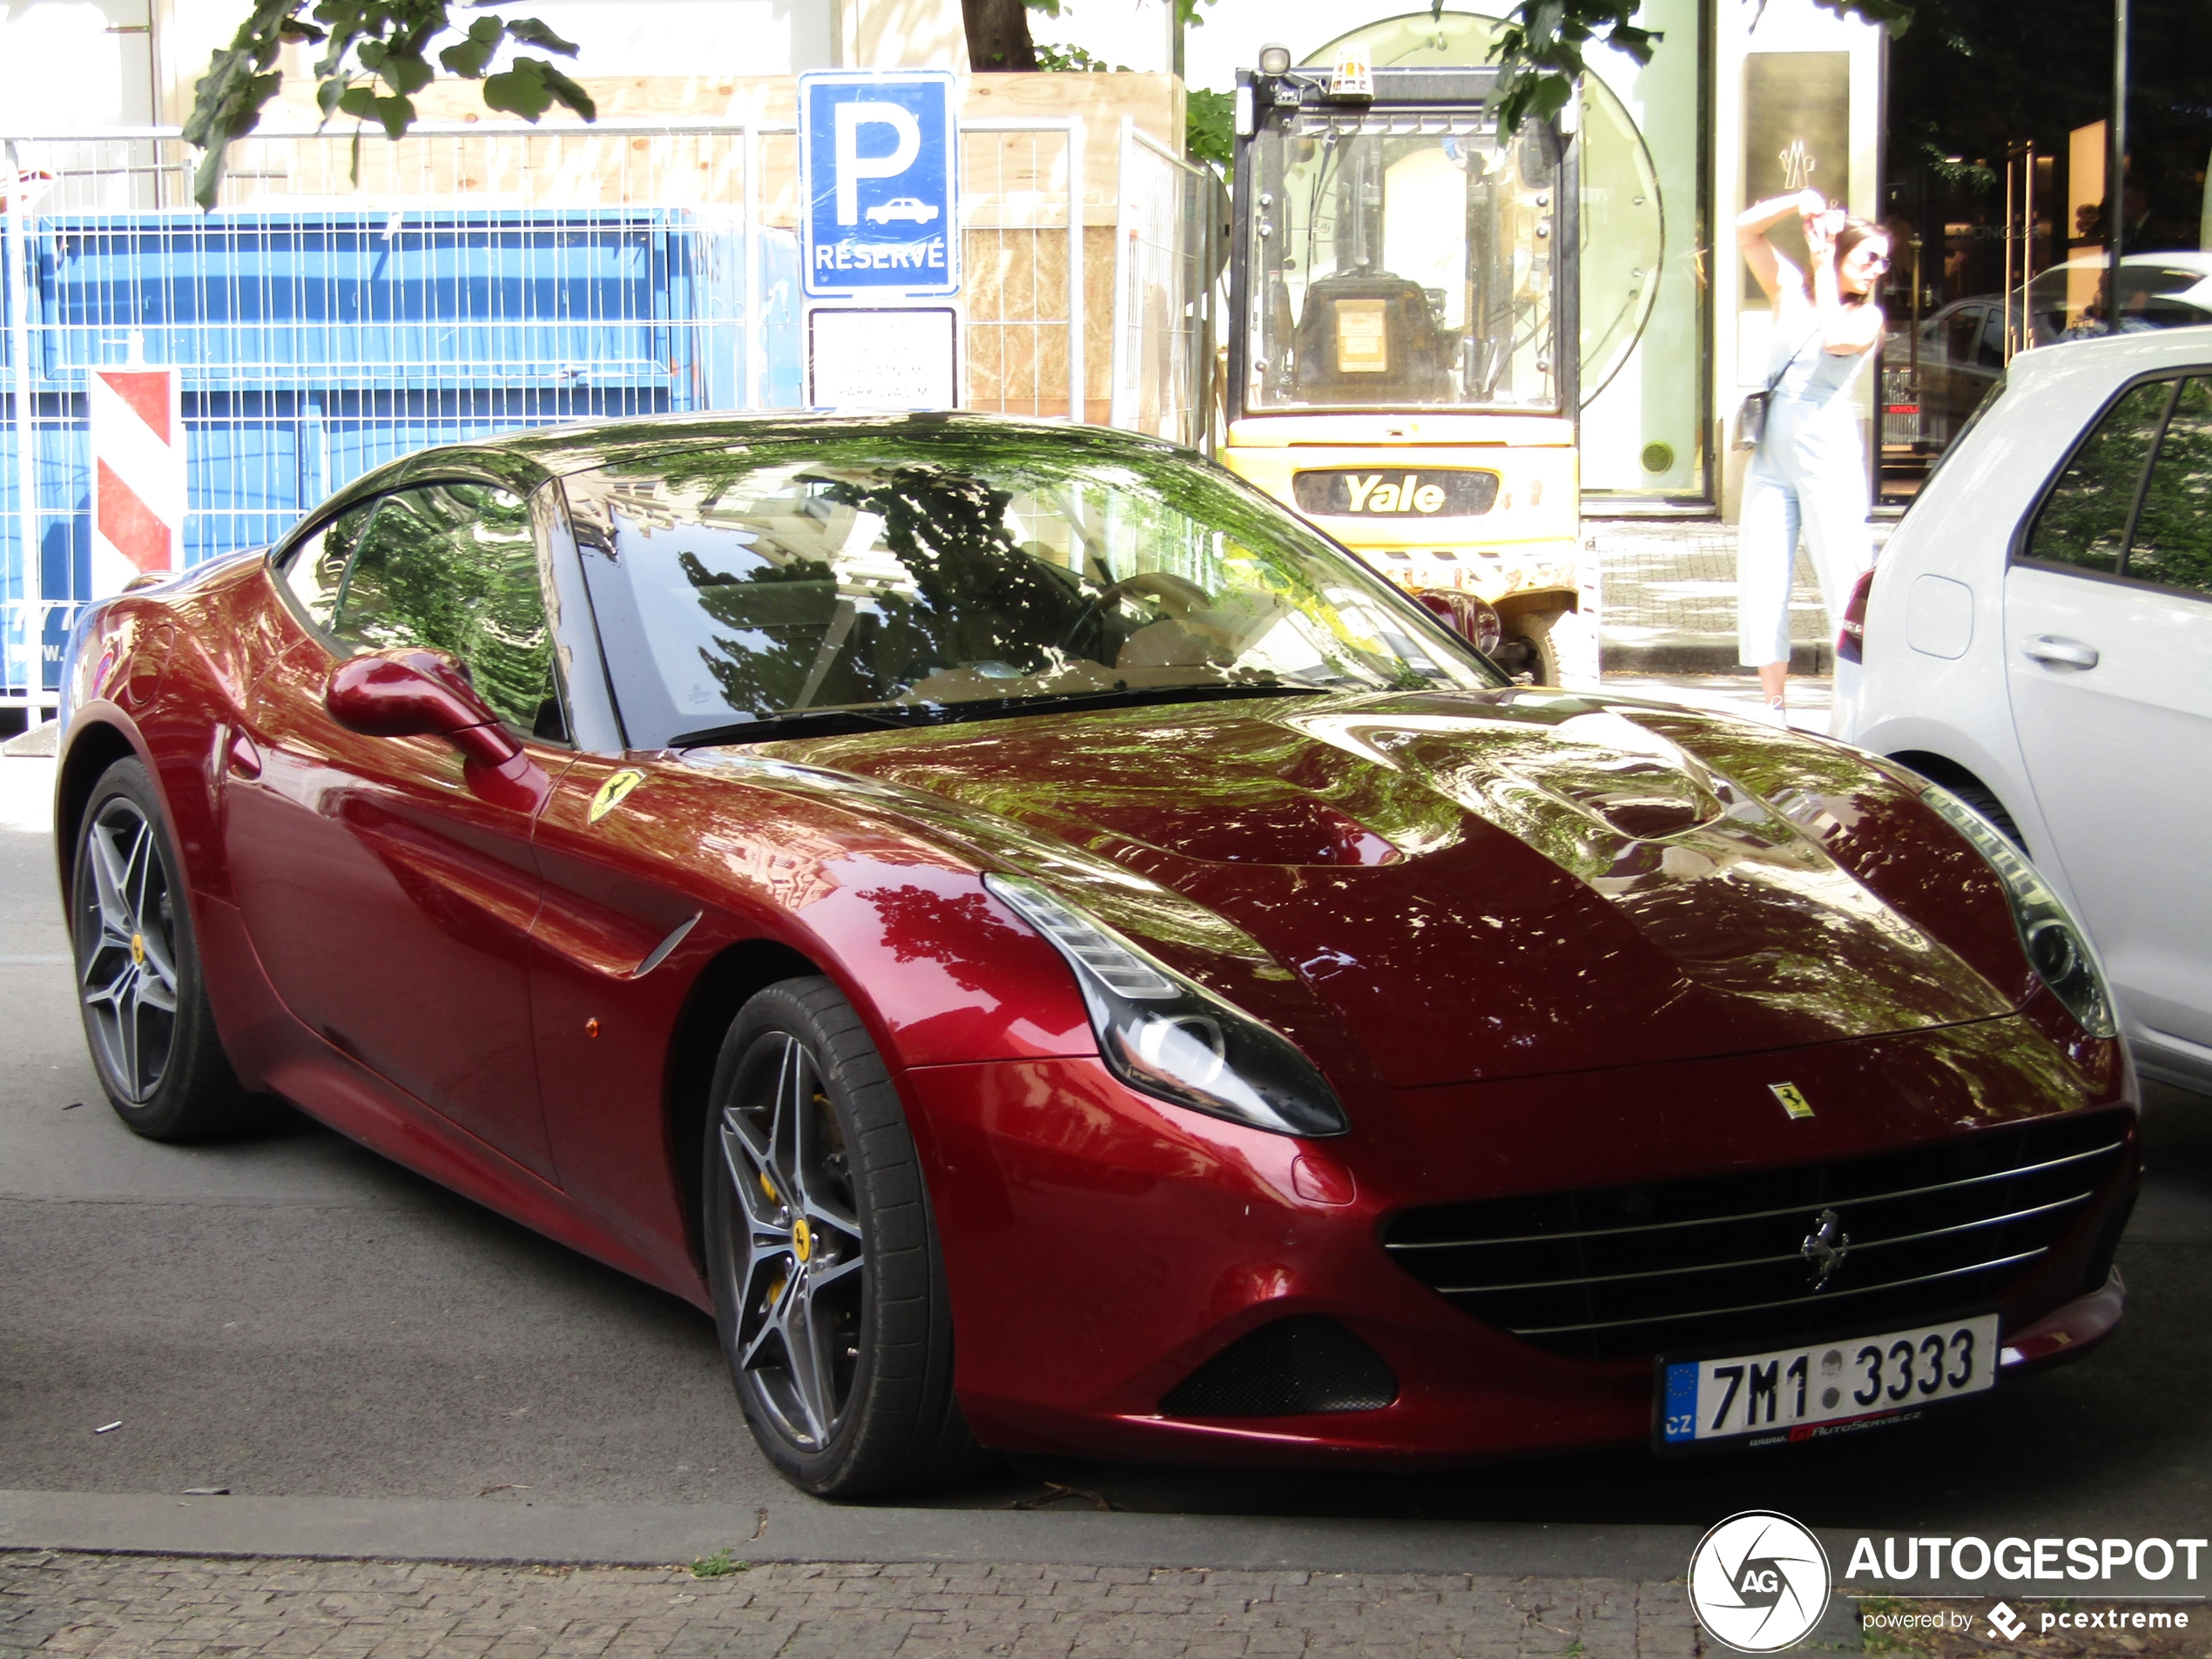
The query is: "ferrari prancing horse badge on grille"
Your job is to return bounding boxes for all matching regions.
[1770,1082,1814,1120]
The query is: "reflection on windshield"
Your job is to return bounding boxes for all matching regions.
[1247,111,1561,413]
[563,428,1501,748]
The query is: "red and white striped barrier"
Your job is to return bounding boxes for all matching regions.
[89,368,185,597]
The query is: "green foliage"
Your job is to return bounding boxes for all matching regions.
[689,1548,748,1579]
[184,0,596,208]
[1184,87,1234,172]
[1033,41,1127,72]
[1914,135,1996,192]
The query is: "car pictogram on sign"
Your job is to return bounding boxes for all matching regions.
[865,197,940,225]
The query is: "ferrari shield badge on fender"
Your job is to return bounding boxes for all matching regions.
[588,769,647,824]
[1770,1082,1814,1120]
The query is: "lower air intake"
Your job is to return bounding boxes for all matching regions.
[1159,1316,1399,1418]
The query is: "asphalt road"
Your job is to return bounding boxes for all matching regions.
[3,747,2208,1548]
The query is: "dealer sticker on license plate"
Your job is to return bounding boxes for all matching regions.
[1657,1312,1999,1449]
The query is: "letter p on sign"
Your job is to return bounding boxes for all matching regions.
[834,102,921,225]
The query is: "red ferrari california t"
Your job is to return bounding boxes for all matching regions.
[54,415,2135,1495]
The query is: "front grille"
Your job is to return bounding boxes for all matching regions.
[1384,1111,2132,1361]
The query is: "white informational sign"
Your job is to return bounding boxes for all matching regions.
[807,307,959,410]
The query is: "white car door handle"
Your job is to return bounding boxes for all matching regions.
[2022,635,2100,670]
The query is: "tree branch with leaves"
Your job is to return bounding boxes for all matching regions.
[183,0,595,206]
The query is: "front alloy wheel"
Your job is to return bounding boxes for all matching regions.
[718,1030,867,1450]
[71,757,248,1140]
[77,791,180,1102]
[703,977,981,1496]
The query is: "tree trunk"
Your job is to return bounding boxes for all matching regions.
[962,0,1037,71]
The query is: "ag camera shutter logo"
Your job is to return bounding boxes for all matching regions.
[1689,1511,1832,1652]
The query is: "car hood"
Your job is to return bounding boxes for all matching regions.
[723,688,2015,1089]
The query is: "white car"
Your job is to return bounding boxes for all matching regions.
[1834,326,2212,1092]
[865,197,939,225]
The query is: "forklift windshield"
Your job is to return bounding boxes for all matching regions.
[1245,110,1561,415]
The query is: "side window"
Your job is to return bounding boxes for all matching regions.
[2023,379,2173,576]
[279,500,378,630]
[2124,376,2212,597]
[331,482,565,740]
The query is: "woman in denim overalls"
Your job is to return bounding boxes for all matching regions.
[1735,191,1892,725]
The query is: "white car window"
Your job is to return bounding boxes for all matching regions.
[2123,377,2212,597]
[2023,379,2172,577]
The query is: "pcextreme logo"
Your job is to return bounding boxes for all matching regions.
[1689,1510,1832,1652]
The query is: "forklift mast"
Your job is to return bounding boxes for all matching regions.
[1221,58,1589,684]
[1230,64,1579,427]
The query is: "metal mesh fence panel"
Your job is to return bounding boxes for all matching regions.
[1109,121,1213,449]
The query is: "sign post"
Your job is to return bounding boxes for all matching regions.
[799,70,961,409]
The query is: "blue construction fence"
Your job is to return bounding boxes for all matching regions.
[3,206,802,692]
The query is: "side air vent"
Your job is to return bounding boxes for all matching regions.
[1159,1316,1399,1418]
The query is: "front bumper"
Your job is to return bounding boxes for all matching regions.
[900,1015,2134,1468]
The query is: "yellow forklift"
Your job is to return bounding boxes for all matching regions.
[1224,46,1583,682]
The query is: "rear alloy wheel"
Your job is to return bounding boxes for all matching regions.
[703,976,980,1496]
[71,758,248,1140]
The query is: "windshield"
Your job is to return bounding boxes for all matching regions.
[1245,110,1562,414]
[563,426,1501,748]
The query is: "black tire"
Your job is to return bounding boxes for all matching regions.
[71,757,249,1141]
[702,976,981,1497]
[1494,611,1561,685]
[1943,775,2027,853]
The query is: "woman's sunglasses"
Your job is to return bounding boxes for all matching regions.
[1855,251,1892,272]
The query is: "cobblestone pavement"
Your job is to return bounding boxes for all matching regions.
[0,1551,1699,1659]
[1589,517,1896,647]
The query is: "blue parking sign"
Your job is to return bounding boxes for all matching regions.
[799,71,960,299]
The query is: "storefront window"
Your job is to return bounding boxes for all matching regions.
[1881,1,2212,502]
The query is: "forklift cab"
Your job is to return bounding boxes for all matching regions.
[1224,58,1585,682]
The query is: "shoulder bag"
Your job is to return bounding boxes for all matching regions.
[1733,327,1821,451]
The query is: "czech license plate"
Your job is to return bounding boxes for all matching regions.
[1656,1312,1999,1451]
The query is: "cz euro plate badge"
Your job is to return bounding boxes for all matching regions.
[1656,1312,1999,1452]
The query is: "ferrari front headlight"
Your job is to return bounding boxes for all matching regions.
[984,873,1350,1138]
[1921,786,2117,1039]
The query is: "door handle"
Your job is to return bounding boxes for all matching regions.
[2022,634,2100,670]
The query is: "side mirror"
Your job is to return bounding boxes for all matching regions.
[325,649,523,768]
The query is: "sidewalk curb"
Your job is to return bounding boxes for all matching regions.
[1604,636,1834,677]
[0,1487,1706,1579]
